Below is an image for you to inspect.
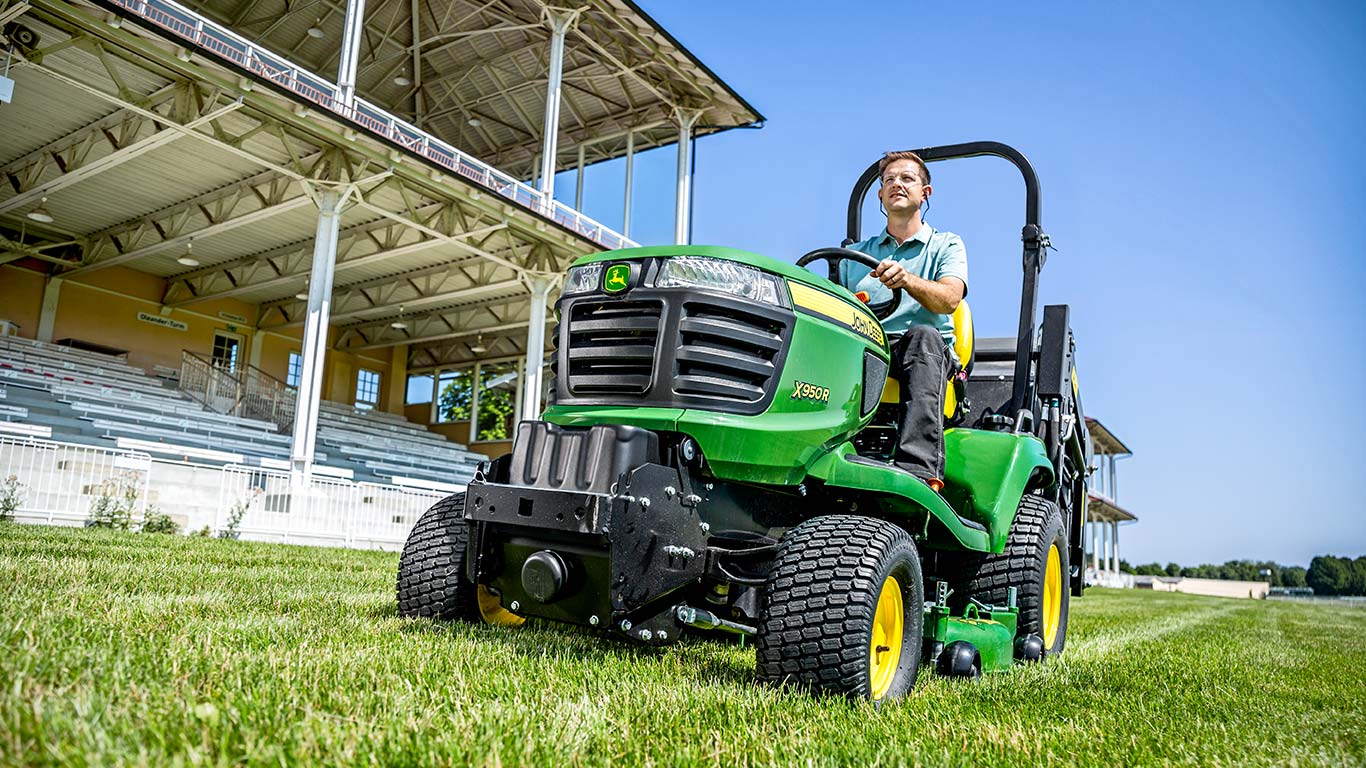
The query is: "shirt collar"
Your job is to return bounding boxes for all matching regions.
[875,222,933,248]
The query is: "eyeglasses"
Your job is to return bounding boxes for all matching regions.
[881,173,922,187]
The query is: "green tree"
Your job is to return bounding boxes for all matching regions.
[1281,566,1307,588]
[1165,562,1182,577]
[1307,556,1352,596]
[437,370,473,423]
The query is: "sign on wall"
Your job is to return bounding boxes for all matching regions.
[136,312,188,332]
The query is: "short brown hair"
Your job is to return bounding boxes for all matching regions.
[878,151,930,186]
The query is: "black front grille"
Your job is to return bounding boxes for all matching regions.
[565,300,662,395]
[675,301,786,405]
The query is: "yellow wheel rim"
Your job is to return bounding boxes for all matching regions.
[1042,543,1062,647]
[477,585,526,627]
[868,575,904,699]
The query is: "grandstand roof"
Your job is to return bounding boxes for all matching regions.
[1086,417,1133,457]
[171,0,765,176]
[1,0,761,370]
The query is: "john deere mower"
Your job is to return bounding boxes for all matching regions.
[397,142,1092,700]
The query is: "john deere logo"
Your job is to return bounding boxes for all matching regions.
[603,264,631,293]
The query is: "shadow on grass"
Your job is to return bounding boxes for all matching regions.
[392,605,755,686]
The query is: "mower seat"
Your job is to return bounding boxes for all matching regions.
[879,299,975,421]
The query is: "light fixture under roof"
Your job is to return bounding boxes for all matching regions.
[295,291,310,301]
[306,19,325,38]
[176,241,199,267]
[469,334,487,354]
[467,117,482,127]
[390,305,408,330]
[26,197,54,224]
[393,71,412,87]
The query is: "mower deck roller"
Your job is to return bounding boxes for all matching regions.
[397,141,1091,700]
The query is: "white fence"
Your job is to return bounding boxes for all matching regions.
[0,436,450,549]
[0,436,151,526]
[217,465,445,549]
[105,0,636,252]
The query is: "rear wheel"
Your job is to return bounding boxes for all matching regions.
[397,493,525,626]
[756,515,923,700]
[956,495,1069,655]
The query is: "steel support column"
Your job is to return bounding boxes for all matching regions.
[537,10,579,202]
[36,277,62,342]
[1091,521,1099,572]
[1111,521,1120,577]
[336,0,369,107]
[519,273,557,423]
[290,189,349,484]
[574,143,586,210]
[622,130,634,238]
[673,110,701,245]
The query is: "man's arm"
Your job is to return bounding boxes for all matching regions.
[870,260,965,314]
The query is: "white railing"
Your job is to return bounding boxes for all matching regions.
[217,465,448,549]
[0,436,152,526]
[0,435,453,548]
[179,351,295,432]
[105,0,637,252]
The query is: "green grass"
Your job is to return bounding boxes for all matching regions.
[1,525,1363,767]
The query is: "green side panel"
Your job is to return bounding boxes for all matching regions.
[676,311,885,486]
[924,605,1017,673]
[806,444,991,552]
[569,245,857,297]
[542,406,683,433]
[941,429,1054,553]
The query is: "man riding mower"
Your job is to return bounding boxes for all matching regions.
[396,141,1092,701]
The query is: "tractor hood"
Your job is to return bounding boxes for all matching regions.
[569,245,849,297]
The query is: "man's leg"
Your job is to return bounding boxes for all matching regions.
[893,325,949,482]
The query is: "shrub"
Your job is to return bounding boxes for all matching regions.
[140,505,180,535]
[0,475,24,522]
[219,497,249,540]
[87,473,141,530]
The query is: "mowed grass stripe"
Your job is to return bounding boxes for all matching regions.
[1,525,1363,767]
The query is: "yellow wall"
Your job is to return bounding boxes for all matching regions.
[0,265,45,335]
[3,265,394,410]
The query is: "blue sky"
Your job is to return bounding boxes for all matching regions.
[557,1,1366,567]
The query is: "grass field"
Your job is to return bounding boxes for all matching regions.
[2,525,1364,767]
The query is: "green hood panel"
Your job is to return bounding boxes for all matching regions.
[569,245,852,296]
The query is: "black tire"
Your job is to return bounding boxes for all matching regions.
[956,495,1070,656]
[396,493,480,621]
[756,515,924,700]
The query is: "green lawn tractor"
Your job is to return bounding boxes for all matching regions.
[397,141,1092,701]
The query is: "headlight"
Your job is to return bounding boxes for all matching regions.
[654,256,784,305]
[562,263,604,295]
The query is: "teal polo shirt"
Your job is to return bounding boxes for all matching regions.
[839,223,969,346]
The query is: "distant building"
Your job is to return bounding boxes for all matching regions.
[1135,576,1270,600]
[1086,418,1137,588]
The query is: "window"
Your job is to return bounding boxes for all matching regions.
[211,331,242,372]
[435,367,473,423]
[475,360,519,442]
[355,369,380,410]
[287,352,303,388]
[406,373,434,405]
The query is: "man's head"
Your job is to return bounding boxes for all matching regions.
[876,151,932,218]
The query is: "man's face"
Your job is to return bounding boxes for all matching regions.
[877,159,928,214]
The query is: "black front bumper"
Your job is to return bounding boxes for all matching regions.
[464,422,711,645]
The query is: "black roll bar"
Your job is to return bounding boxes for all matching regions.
[843,141,1050,419]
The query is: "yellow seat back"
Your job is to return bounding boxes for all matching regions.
[879,300,974,420]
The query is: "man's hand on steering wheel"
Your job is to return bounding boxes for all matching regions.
[794,247,906,321]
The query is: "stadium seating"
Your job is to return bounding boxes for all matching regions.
[0,336,485,485]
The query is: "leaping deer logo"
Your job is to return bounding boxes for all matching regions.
[604,265,630,292]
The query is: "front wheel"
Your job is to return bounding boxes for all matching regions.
[396,493,525,626]
[957,495,1069,655]
[756,515,924,700]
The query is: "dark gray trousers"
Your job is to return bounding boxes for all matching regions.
[890,325,951,480]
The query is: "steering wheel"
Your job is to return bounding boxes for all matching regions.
[795,247,904,321]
